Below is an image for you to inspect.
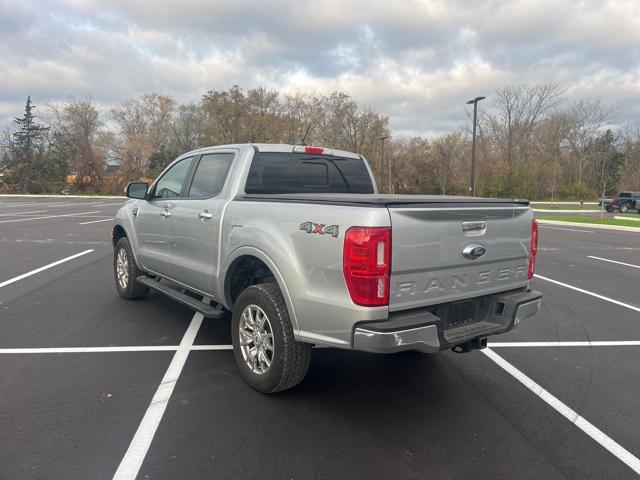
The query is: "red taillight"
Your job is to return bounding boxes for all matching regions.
[612,195,618,204]
[343,227,391,306]
[304,146,324,154]
[528,219,539,279]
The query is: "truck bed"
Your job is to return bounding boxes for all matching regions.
[239,192,533,312]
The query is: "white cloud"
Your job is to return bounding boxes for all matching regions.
[1,0,639,136]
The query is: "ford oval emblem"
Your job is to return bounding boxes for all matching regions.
[462,244,486,260]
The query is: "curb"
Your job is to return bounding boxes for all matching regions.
[614,216,640,222]
[538,219,640,232]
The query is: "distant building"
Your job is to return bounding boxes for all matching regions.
[106,149,121,175]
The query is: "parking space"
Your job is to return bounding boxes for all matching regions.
[1,196,640,479]
[0,351,172,480]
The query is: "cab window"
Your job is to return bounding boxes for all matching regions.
[188,153,234,198]
[153,157,194,199]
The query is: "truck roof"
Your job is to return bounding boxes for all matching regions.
[184,143,362,160]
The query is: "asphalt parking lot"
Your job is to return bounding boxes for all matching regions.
[1,197,639,480]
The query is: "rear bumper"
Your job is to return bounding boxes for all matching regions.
[352,289,542,354]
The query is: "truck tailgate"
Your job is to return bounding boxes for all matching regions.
[389,204,532,312]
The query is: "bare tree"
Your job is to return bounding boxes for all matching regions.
[168,103,206,155]
[281,92,326,145]
[48,98,104,191]
[202,85,249,144]
[564,99,615,183]
[484,84,565,166]
[589,130,624,217]
[141,93,175,151]
[432,132,467,194]
[111,98,149,176]
[111,93,175,177]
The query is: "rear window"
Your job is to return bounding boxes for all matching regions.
[245,152,374,194]
[619,192,631,197]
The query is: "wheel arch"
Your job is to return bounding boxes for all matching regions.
[112,222,144,271]
[221,247,300,335]
[112,224,128,247]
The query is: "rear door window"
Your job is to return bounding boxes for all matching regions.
[245,152,374,194]
[188,153,234,198]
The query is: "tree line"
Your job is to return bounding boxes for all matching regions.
[1,85,638,199]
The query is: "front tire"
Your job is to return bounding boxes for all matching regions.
[232,283,312,393]
[114,237,149,299]
[620,204,628,213]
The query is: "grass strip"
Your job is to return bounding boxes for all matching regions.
[537,215,640,228]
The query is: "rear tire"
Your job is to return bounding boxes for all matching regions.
[232,283,312,393]
[114,237,149,299]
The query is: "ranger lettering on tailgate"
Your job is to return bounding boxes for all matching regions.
[396,266,528,297]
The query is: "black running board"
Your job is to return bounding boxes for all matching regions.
[137,276,225,319]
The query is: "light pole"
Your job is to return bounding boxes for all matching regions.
[466,96,485,196]
[380,135,388,193]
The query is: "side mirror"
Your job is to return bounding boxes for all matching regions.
[125,182,149,200]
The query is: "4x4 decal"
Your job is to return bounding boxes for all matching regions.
[299,222,339,238]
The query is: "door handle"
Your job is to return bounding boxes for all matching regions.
[462,221,486,232]
[199,211,213,220]
[160,210,171,218]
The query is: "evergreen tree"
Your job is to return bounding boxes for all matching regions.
[8,96,50,192]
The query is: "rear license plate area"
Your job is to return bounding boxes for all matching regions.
[446,300,477,329]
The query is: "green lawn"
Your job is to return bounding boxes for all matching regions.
[532,203,599,210]
[538,214,640,228]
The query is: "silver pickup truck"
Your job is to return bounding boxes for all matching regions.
[112,143,542,393]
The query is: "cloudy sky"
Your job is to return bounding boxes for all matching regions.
[1,0,639,136]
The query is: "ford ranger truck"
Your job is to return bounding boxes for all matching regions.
[112,144,542,393]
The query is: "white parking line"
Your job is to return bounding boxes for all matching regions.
[489,341,640,347]
[0,249,95,288]
[1,202,106,208]
[0,194,125,199]
[483,348,640,475]
[0,202,44,207]
[0,210,101,224]
[190,345,234,350]
[0,346,179,354]
[44,202,104,207]
[78,218,113,225]
[539,225,594,233]
[0,210,48,216]
[113,311,205,480]
[0,344,234,354]
[534,274,640,313]
[587,256,640,270]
